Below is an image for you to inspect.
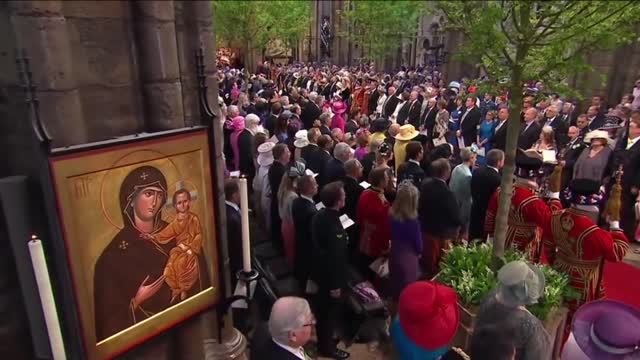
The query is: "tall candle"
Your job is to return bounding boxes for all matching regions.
[28,236,66,360]
[238,178,252,272]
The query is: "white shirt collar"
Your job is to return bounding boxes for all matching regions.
[225,200,240,212]
[408,159,421,166]
[488,166,499,173]
[272,339,306,360]
[301,195,315,204]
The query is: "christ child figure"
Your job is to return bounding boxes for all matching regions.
[142,189,203,303]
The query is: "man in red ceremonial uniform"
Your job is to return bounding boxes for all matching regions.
[485,150,562,261]
[542,178,629,337]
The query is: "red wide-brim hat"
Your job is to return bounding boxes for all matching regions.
[398,281,460,350]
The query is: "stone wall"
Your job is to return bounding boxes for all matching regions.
[0,1,223,358]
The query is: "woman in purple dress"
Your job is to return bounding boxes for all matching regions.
[388,181,423,301]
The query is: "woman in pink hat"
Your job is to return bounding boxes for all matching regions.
[230,116,245,171]
[331,101,347,133]
[390,281,468,360]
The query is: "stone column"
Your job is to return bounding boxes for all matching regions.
[9,0,88,147]
[133,0,185,132]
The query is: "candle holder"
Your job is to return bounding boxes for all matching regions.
[235,269,260,303]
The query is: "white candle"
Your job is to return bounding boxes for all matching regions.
[28,236,66,360]
[238,178,252,272]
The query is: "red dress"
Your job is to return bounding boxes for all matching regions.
[356,188,391,258]
[485,184,561,261]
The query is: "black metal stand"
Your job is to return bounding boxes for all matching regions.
[236,269,260,302]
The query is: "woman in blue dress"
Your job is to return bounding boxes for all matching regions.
[476,110,498,166]
[447,97,464,146]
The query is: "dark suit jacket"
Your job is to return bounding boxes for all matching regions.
[311,208,348,290]
[324,158,346,185]
[419,178,462,238]
[588,114,606,131]
[301,144,321,173]
[342,176,363,221]
[292,197,317,285]
[225,203,243,283]
[614,135,640,238]
[459,107,482,146]
[396,101,411,125]
[345,119,359,135]
[518,121,541,150]
[469,166,501,240]
[301,101,321,130]
[407,100,422,127]
[316,149,334,187]
[268,161,287,210]
[491,120,508,150]
[368,91,381,115]
[249,325,302,360]
[383,95,400,118]
[320,125,332,136]
[421,106,438,137]
[561,138,586,190]
[397,160,425,189]
[266,114,279,136]
[237,129,255,180]
[542,116,568,148]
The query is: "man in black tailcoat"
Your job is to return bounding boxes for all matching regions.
[469,149,504,241]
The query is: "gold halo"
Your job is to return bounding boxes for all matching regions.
[100,149,182,230]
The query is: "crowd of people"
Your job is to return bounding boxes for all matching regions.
[220,61,640,359]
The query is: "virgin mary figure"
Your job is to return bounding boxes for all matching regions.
[93,165,174,342]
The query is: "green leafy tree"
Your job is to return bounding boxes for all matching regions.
[434,1,640,261]
[341,0,426,65]
[213,0,311,70]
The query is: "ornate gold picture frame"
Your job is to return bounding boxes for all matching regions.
[49,129,219,359]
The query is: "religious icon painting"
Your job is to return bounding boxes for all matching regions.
[48,128,220,359]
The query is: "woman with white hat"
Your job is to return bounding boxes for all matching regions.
[572,130,614,182]
[253,142,276,234]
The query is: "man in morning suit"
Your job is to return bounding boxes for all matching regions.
[541,104,568,147]
[250,297,315,360]
[560,126,586,192]
[310,182,350,359]
[491,107,509,151]
[457,95,482,148]
[469,149,504,241]
[382,86,400,119]
[518,107,542,150]
[224,179,243,287]
[397,141,426,189]
[269,144,291,251]
[291,175,319,289]
[614,113,640,241]
[419,159,462,278]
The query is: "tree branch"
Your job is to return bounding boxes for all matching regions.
[546,2,632,45]
[510,4,524,37]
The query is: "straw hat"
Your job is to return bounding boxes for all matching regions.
[394,124,419,141]
[584,130,613,145]
[294,129,309,148]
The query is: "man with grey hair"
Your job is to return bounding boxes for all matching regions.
[324,142,352,184]
[251,296,315,359]
[542,104,568,147]
[301,91,321,129]
[518,107,542,150]
[469,149,504,241]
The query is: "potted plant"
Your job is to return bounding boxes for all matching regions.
[436,243,576,358]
